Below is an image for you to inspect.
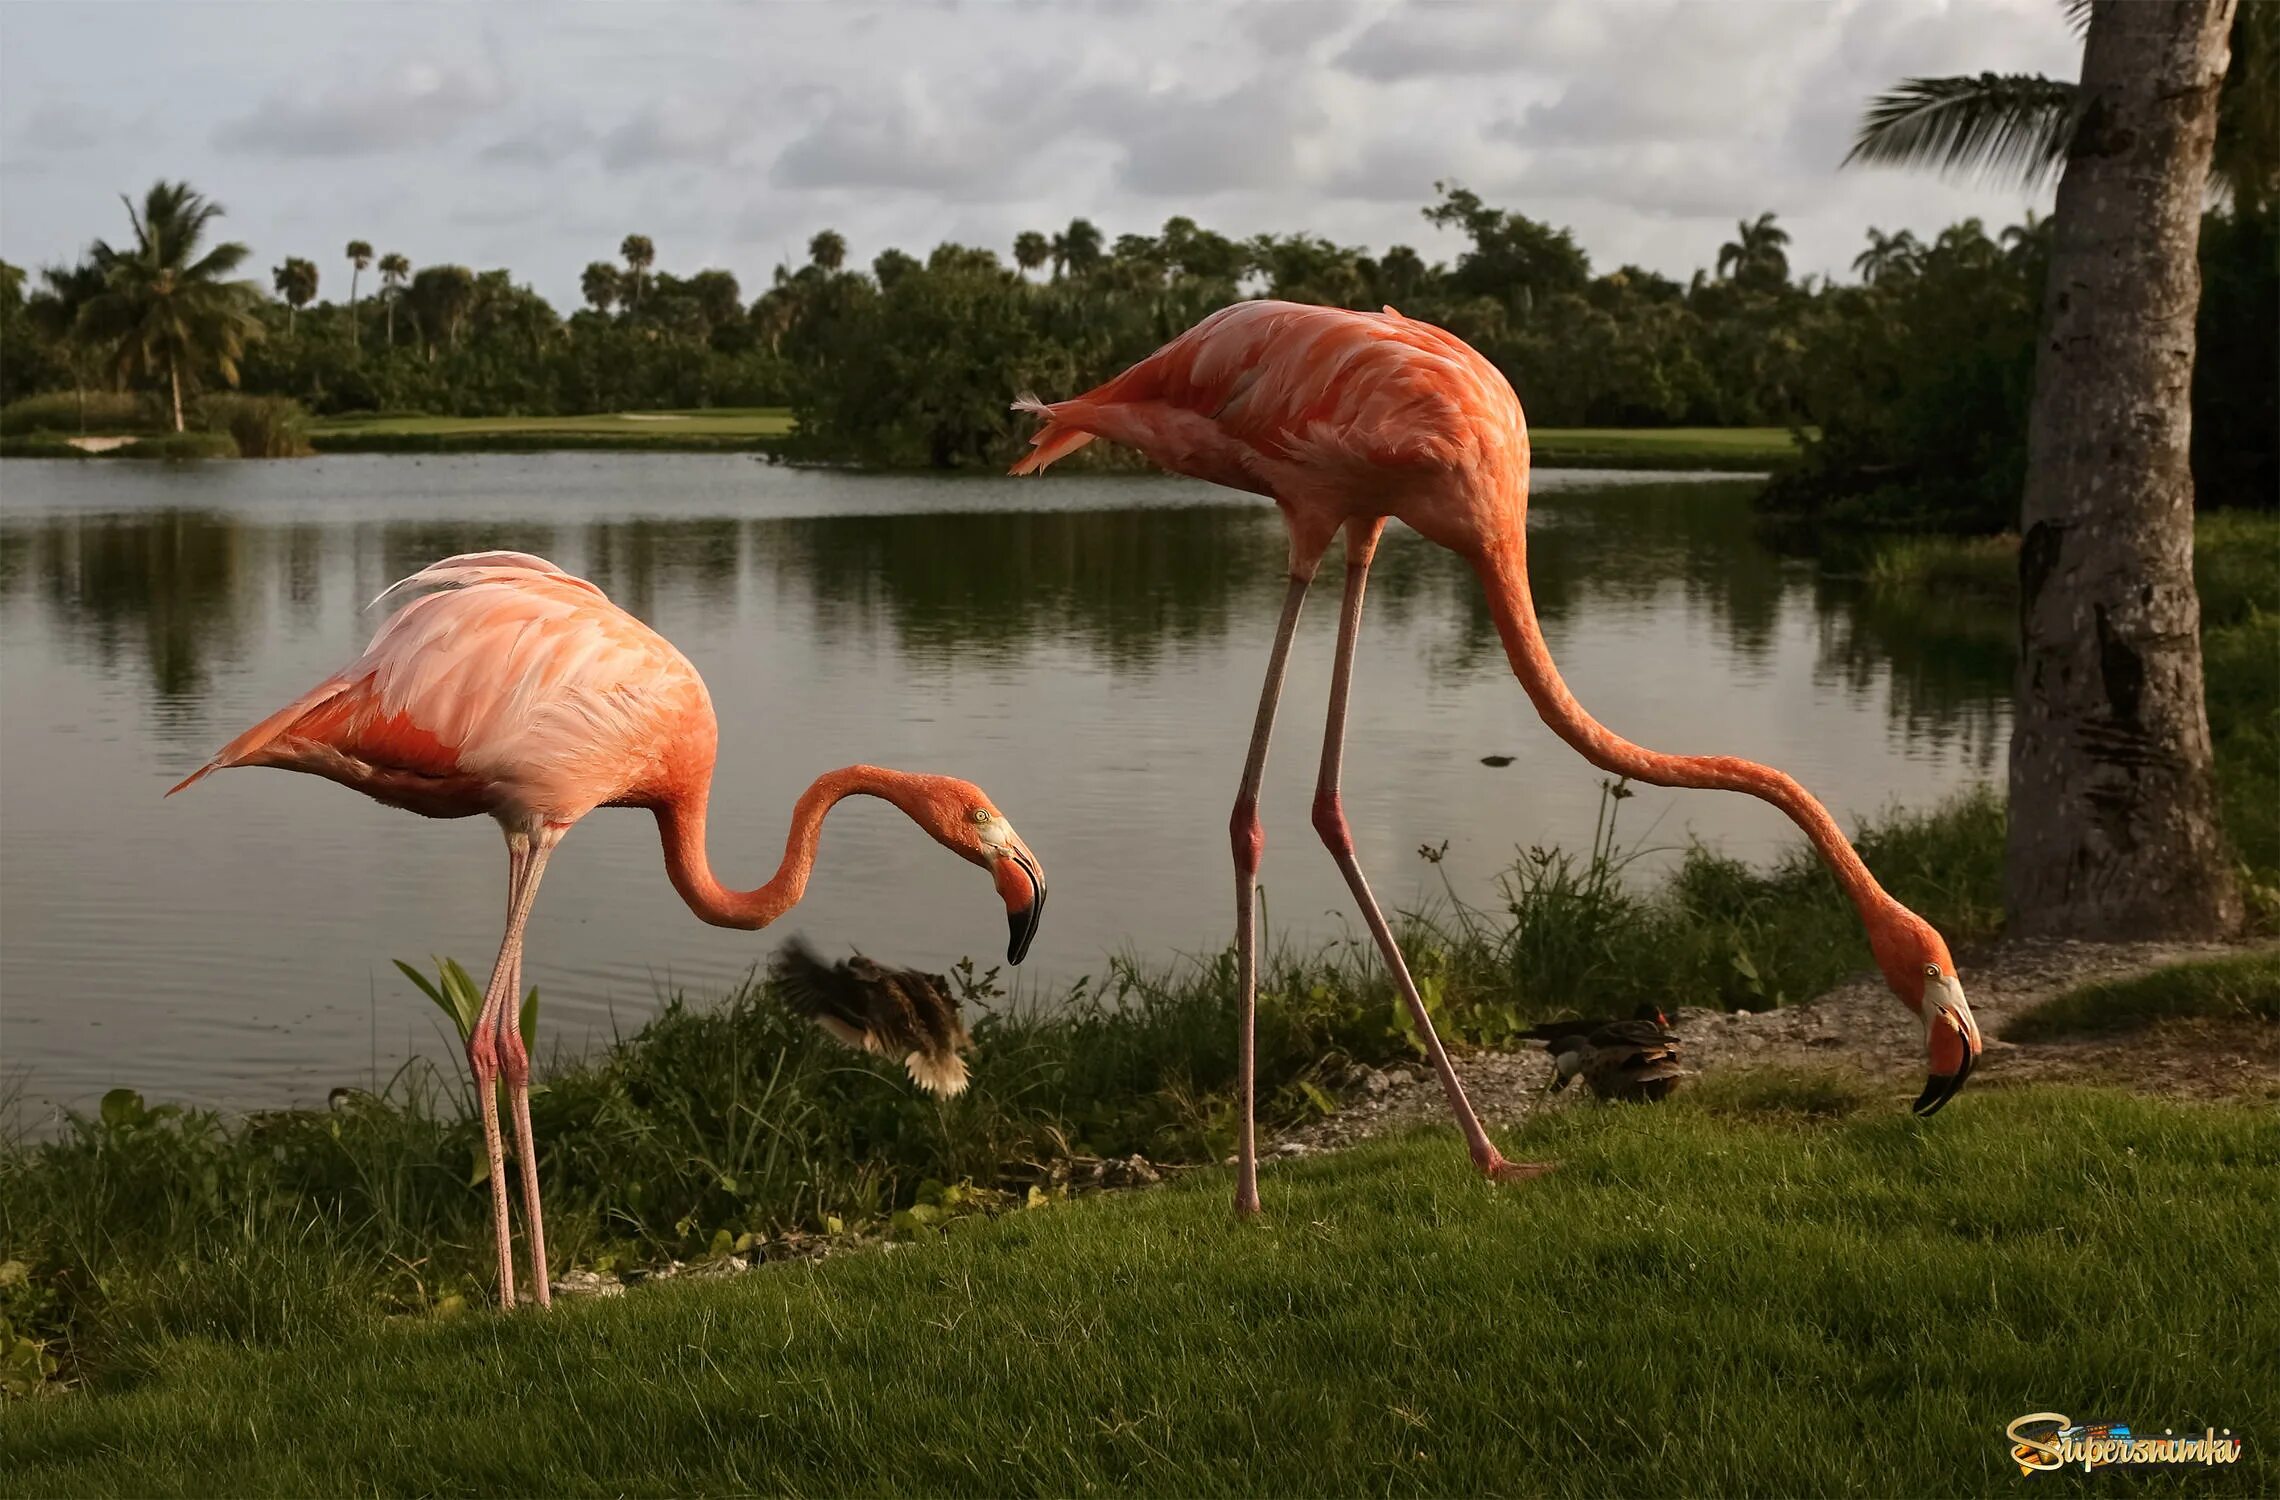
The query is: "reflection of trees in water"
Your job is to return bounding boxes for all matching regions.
[582,518,741,622]
[757,507,1293,669]
[0,483,2012,758]
[1,510,250,702]
[1808,577,2012,770]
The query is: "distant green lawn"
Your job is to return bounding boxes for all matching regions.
[299,410,1793,467]
[5,1081,2271,1497]
[312,407,795,439]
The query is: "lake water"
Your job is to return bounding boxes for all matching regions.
[0,455,2011,1116]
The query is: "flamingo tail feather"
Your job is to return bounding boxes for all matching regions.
[1008,394,1096,476]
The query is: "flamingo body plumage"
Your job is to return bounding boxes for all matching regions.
[171,552,1046,1305]
[1016,302,1980,1212]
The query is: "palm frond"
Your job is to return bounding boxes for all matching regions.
[1843,73,2081,189]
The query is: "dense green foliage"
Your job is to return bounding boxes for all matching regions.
[4,1092,2274,1495]
[1764,203,2277,530]
[2004,949,2280,1042]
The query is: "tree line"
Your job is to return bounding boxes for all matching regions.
[6,175,2270,522]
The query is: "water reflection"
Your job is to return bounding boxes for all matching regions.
[0,457,2013,1112]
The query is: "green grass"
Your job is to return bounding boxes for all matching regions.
[1528,426,1799,471]
[290,411,1787,465]
[307,407,796,454]
[2,1087,2272,1497]
[1865,532,2019,603]
[311,407,796,437]
[2004,950,2280,1043]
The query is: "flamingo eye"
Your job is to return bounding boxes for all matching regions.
[1923,963,1941,978]
[971,808,993,825]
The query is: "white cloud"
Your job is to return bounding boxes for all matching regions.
[213,46,512,158]
[0,0,2085,309]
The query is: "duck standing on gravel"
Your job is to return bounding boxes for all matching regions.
[1525,1005,1686,1103]
[771,938,975,1096]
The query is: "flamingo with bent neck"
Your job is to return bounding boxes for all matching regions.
[1013,301,1980,1215]
[169,551,1047,1306]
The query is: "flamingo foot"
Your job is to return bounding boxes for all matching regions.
[1474,1148,1557,1184]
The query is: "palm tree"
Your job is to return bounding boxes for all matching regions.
[1053,218,1104,279]
[344,240,372,349]
[620,235,654,311]
[1716,212,1791,291]
[271,257,319,337]
[581,260,621,314]
[377,252,410,347]
[26,259,108,429]
[1851,227,1921,284]
[78,181,264,431]
[1013,230,1050,279]
[1843,2,2275,211]
[1848,0,2244,937]
[808,230,848,272]
[405,264,476,360]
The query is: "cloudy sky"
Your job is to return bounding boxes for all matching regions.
[2,1,2078,309]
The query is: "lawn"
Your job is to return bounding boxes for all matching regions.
[3,1082,2272,1497]
[312,407,796,438]
[307,407,796,453]
[1528,425,1800,467]
[291,410,1794,467]
[2005,949,2280,1042]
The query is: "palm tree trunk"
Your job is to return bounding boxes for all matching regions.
[169,355,184,433]
[349,270,361,350]
[2006,0,2241,937]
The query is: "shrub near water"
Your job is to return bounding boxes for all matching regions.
[194,394,311,457]
[0,391,159,436]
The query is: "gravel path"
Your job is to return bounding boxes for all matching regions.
[1274,938,2280,1160]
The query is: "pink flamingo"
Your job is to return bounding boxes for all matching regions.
[1013,301,1980,1214]
[170,551,1046,1307]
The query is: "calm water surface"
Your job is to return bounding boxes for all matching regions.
[0,455,2011,1114]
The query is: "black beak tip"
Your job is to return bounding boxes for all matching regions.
[1003,855,1045,965]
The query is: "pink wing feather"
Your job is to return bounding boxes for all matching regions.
[170,554,703,819]
[1008,302,1521,493]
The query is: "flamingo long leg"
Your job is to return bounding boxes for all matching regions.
[469,832,533,1308]
[494,832,558,1308]
[1230,573,1313,1217]
[1311,543,1552,1184]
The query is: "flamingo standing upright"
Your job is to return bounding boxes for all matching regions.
[170,551,1046,1307]
[1012,301,1981,1215]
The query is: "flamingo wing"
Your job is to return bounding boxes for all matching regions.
[170,554,703,819]
[1009,301,1520,493]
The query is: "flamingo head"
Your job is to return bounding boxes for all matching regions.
[1869,906,1981,1117]
[901,777,1047,964]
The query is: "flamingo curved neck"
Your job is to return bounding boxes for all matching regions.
[657,765,921,931]
[1472,535,1895,927]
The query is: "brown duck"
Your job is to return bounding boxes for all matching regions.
[770,938,973,1096]
[1523,1004,1685,1103]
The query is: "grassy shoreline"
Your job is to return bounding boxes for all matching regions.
[6,408,1798,469]
[4,1088,2274,1495]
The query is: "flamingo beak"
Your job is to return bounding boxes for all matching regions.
[1912,978,1981,1118]
[998,848,1045,965]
